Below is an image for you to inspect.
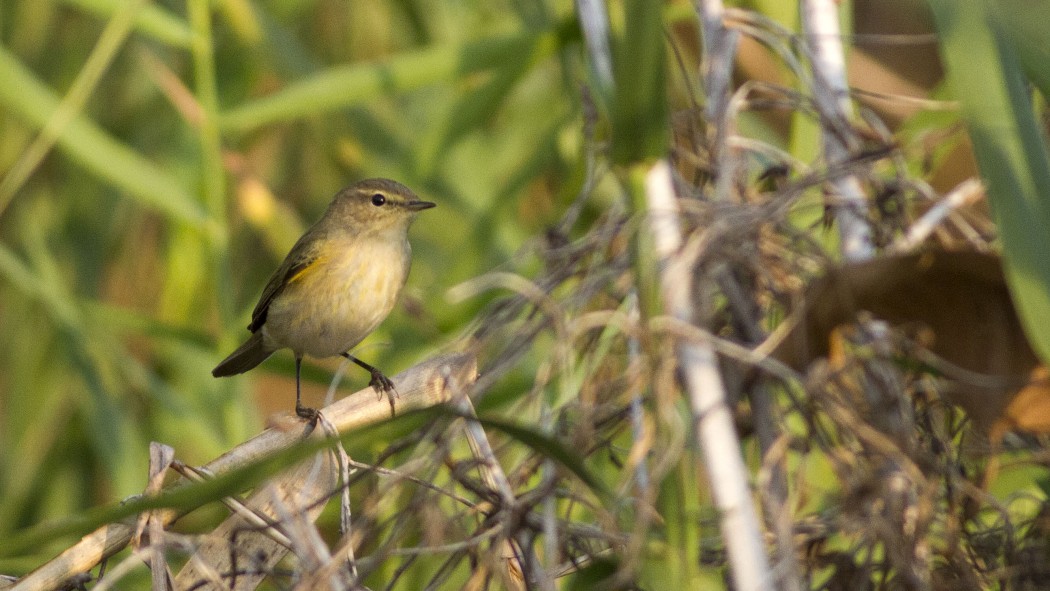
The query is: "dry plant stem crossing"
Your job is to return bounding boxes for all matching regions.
[173,447,340,590]
[452,381,539,590]
[802,2,936,582]
[893,178,984,252]
[803,0,906,437]
[696,1,798,587]
[713,266,803,591]
[644,161,773,591]
[10,353,477,591]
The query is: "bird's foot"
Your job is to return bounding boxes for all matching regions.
[295,403,319,423]
[369,369,398,416]
[368,369,397,397]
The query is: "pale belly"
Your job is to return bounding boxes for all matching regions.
[262,240,410,358]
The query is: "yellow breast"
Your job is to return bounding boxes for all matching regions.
[262,235,411,358]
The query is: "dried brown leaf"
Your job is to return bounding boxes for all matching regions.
[773,250,1049,436]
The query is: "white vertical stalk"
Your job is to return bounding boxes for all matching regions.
[803,0,876,262]
[695,2,800,588]
[646,161,773,591]
[696,0,738,125]
[575,0,615,91]
[626,292,651,492]
[696,0,740,202]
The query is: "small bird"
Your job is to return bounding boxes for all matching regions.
[212,178,435,419]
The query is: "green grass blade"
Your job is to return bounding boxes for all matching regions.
[0,48,206,225]
[929,0,1050,364]
[57,0,194,47]
[609,0,668,165]
[417,58,534,176]
[472,413,609,496]
[220,31,552,133]
[0,0,146,215]
[999,0,1050,95]
[0,406,442,556]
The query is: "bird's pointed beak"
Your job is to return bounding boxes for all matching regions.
[406,200,436,211]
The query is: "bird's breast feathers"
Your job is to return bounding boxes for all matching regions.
[262,236,411,358]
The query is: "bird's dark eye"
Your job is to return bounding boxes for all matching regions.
[371,193,386,206]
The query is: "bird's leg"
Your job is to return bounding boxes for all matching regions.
[341,353,397,399]
[294,356,318,421]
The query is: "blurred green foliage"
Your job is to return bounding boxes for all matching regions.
[0,0,597,551]
[929,0,1050,365]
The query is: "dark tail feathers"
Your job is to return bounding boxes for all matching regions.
[213,332,274,377]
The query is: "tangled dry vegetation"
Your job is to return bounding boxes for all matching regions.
[24,131,1050,590]
[13,11,1050,591]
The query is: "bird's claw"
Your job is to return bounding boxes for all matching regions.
[296,404,319,423]
[369,369,397,398]
[369,370,399,416]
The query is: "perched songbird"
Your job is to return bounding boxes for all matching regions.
[212,178,435,419]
